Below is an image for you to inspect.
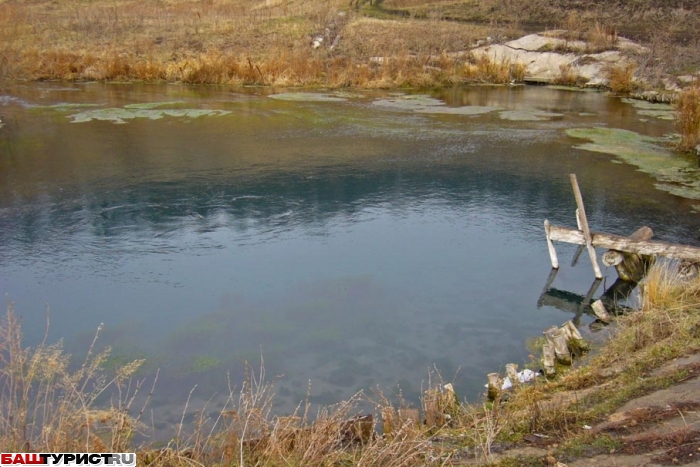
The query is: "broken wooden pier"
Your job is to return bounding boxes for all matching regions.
[545,175,700,280]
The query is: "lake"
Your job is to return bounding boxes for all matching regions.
[1,83,698,434]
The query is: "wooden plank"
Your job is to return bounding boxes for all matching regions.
[548,225,700,261]
[570,174,602,279]
[544,220,559,269]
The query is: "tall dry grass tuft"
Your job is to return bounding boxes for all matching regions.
[0,303,150,453]
[610,262,700,360]
[676,86,700,153]
[606,63,637,94]
[554,64,581,86]
[464,54,524,84]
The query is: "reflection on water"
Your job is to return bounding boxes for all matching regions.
[1,83,699,432]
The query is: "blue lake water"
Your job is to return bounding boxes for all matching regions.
[0,83,698,433]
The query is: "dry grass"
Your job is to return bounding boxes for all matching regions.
[0,302,438,466]
[554,64,581,87]
[606,63,637,94]
[676,86,700,153]
[473,262,700,457]
[0,303,149,453]
[0,0,493,88]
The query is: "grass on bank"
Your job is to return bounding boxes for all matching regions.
[0,0,698,89]
[2,262,700,466]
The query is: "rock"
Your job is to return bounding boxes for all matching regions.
[467,33,641,86]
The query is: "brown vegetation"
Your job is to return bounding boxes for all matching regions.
[0,0,501,88]
[2,0,696,90]
[676,86,700,153]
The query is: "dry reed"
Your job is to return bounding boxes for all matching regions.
[676,86,700,153]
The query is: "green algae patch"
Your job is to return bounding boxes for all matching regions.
[415,105,499,116]
[35,103,102,111]
[567,127,700,199]
[190,355,222,373]
[124,101,186,109]
[637,109,675,120]
[621,98,675,120]
[269,92,347,102]
[372,95,499,115]
[499,109,564,121]
[67,107,231,124]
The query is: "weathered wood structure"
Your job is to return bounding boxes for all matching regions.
[545,175,700,280]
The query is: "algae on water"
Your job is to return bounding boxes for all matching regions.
[124,101,186,109]
[68,107,231,124]
[621,98,675,121]
[372,95,499,115]
[269,92,348,102]
[567,127,700,200]
[499,110,564,121]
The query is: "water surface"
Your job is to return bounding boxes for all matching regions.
[1,83,698,432]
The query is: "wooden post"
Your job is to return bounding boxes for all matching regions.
[562,320,589,353]
[591,299,611,323]
[506,363,518,386]
[381,408,396,436]
[487,373,501,400]
[553,329,572,365]
[543,325,558,347]
[570,174,602,279]
[542,343,556,375]
[544,220,559,269]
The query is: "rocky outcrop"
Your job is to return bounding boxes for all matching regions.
[469,31,647,87]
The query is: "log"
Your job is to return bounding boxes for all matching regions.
[602,250,624,267]
[552,329,572,365]
[605,227,655,282]
[591,299,611,323]
[561,320,583,341]
[543,325,559,347]
[544,220,559,269]
[487,373,501,400]
[546,224,700,261]
[570,174,602,279]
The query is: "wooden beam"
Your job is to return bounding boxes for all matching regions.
[570,174,602,279]
[544,220,559,269]
[547,225,700,261]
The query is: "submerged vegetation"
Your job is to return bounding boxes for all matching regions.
[2,262,700,466]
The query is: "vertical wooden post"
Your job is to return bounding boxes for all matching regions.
[570,174,602,279]
[544,220,559,269]
[542,343,556,375]
[592,299,612,323]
